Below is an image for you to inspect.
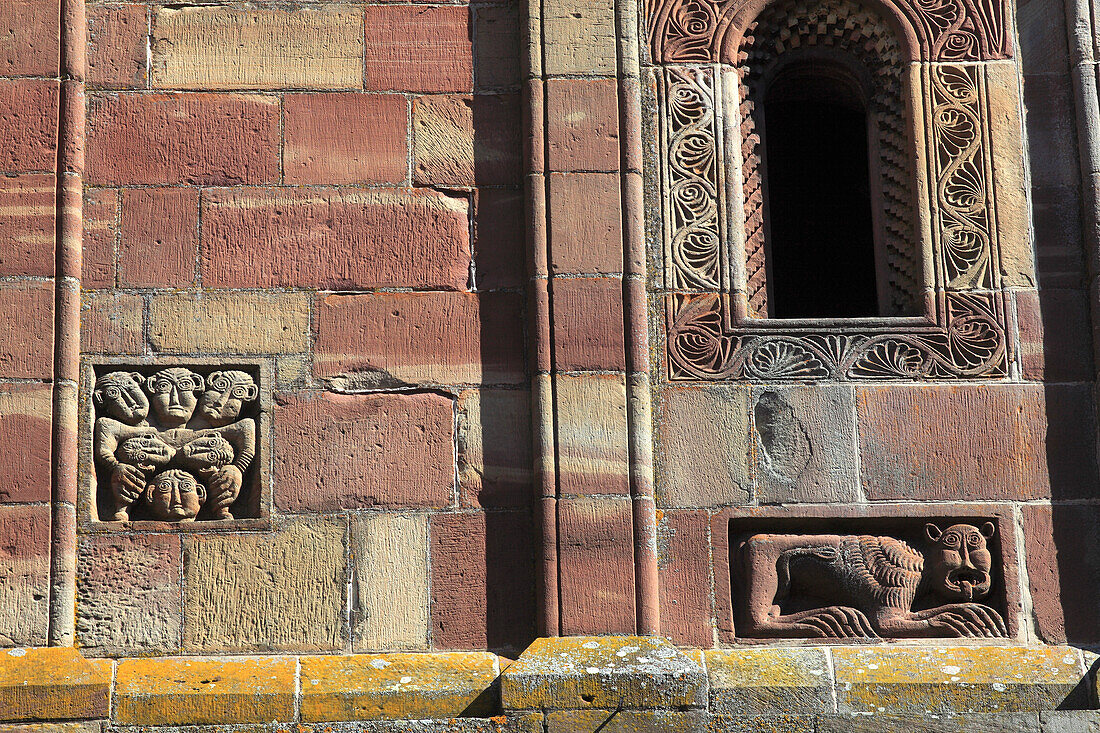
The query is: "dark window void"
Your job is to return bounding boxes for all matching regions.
[763,63,879,318]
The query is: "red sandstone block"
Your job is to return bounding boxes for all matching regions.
[430,511,535,654]
[364,5,472,93]
[552,277,626,371]
[558,496,636,635]
[0,504,51,645]
[83,188,118,288]
[659,510,713,648]
[0,281,52,379]
[1031,186,1085,289]
[856,384,1098,501]
[0,79,59,172]
[284,93,407,185]
[0,0,59,76]
[87,3,147,88]
[473,188,525,289]
[120,188,198,287]
[0,173,54,277]
[546,78,619,172]
[274,391,455,512]
[1015,288,1093,382]
[1023,504,1100,644]
[0,384,52,503]
[201,187,469,290]
[474,3,521,91]
[412,94,522,186]
[314,291,525,385]
[548,172,623,274]
[86,93,280,185]
[82,290,144,354]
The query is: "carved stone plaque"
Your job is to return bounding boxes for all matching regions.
[85,361,268,524]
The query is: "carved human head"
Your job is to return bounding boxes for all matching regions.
[146,368,205,427]
[925,522,995,602]
[144,469,206,522]
[197,370,257,427]
[118,434,175,472]
[93,371,149,424]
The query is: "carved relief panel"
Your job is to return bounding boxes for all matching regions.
[646,0,1026,382]
[81,359,271,527]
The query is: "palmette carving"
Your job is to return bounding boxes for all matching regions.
[738,523,1008,638]
[647,0,1010,64]
[92,367,259,522]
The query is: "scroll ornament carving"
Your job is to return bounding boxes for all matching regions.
[647,0,1010,64]
[739,523,1008,638]
[93,368,258,522]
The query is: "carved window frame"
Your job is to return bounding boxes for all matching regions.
[647,0,1025,382]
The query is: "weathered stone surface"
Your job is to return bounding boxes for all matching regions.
[1023,74,1079,190]
[76,534,182,654]
[201,188,469,290]
[1039,711,1100,732]
[0,506,50,646]
[545,709,709,732]
[708,716,817,732]
[413,94,522,187]
[541,0,616,76]
[657,384,751,508]
[275,391,454,512]
[351,513,430,651]
[1015,289,1093,382]
[364,5,471,93]
[985,63,1034,288]
[473,189,525,290]
[555,374,629,496]
[832,646,1087,714]
[457,388,532,508]
[1022,504,1100,644]
[0,648,109,723]
[87,93,280,185]
[81,291,143,354]
[706,648,831,715]
[0,79,57,172]
[752,385,862,504]
[0,0,58,76]
[1031,185,1085,289]
[120,188,198,287]
[315,292,525,386]
[183,517,346,652]
[545,78,619,172]
[856,384,1097,501]
[149,291,310,355]
[0,385,52,503]
[1018,0,1069,74]
[501,636,706,710]
[0,282,52,379]
[816,713,1042,732]
[552,278,626,371]
[657,510,712,648]
[151,6,363,90]
[430,512,536,656]
[0,723,103,733]
[548,173,623,274]
[474,4,521,92]
[292,721,541,733]
[0,173,53,277]
[114,656,294,724]
[300,653,499,721]
[557,497,635,635]
[284,94,408,185]
[82,187,118,288]
[87,2,146,87]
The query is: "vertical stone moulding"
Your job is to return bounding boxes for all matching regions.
[78,357,273,531]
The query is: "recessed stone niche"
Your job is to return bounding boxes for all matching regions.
[718,506,1019,642]
[80,358,271,529]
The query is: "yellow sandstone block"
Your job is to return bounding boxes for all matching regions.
[299,652,501,721]
[152,6,364,90]
[705,648,832,715]
[114,656,295,725]
[0,647,109,723]
[149,291,310,355]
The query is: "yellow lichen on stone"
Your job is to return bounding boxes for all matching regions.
[705,648,832,715]
[832,645,1085,714]
[114,655,296,725]
[298,652,501,722]
[0,647,110,723]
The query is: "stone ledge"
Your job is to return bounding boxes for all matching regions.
[499,636,707,710]
[0,648,110,723]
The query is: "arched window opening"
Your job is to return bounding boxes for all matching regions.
[762,62,879,318]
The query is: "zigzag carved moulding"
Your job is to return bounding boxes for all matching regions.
[647,0,1011,64]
